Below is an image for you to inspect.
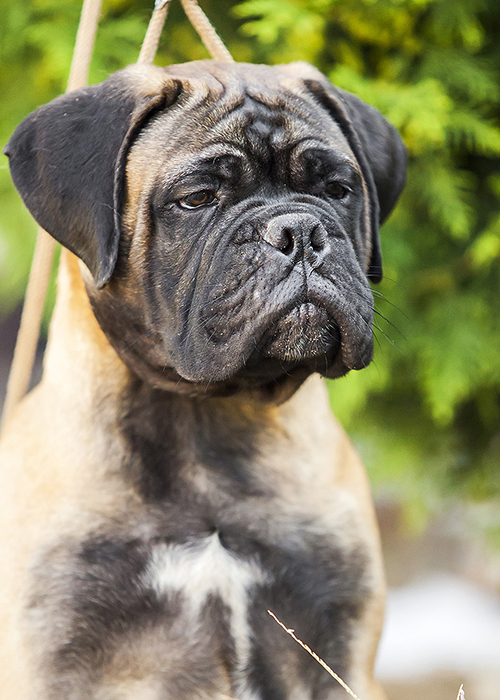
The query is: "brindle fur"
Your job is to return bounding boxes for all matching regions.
[0,61,405,700]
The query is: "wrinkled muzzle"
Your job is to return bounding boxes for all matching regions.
[165,206,374,385]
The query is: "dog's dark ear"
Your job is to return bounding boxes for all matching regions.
[284,64,406,282]
[4,66,181,288]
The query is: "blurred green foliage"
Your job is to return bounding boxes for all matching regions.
[1,0,500,528]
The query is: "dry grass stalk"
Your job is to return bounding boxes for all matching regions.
[267,609,363,700]
[269,610,467,700]
[221,609,466,700]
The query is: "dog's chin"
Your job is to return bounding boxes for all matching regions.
[260,303,339,363]
[179,301,354,398]
[130,304,344,404]
[210,303,344,395]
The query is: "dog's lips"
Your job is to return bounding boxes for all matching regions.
[260,302,340,362]
[174,271,374,385]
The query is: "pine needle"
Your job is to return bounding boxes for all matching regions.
[267,609,363,700]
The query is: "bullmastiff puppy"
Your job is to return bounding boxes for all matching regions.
[0,60,406,700]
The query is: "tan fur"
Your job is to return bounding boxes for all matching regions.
[0,248,385,698]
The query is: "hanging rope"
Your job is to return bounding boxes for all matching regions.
[179,0,234,63]
[1,0,103,430]
[1,0,233,431]
[138,0,172,65]
[138,0,234,65]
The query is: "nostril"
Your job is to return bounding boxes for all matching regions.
[280,228,295,255]
[262,223,296,254]
[309,225,327,252]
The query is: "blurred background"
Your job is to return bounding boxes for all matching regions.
[1,1,499,697]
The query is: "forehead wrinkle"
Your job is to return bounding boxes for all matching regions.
[210,103,312,158]
[178,76,267,133]
[293,140,361,174]
[142,76,352,160]
[157,144,249,187]
[134,76,363,192]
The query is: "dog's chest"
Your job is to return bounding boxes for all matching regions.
[26,391,370,699]
[28,481,368,700]
[141,530,266,685]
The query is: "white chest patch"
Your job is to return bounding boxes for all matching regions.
[141,533,267,699]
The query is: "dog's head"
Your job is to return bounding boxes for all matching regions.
[5,61,406,400]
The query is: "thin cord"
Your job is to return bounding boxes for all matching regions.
[137,0,172,65]
[179,0,234,62]
[1,0,103,431]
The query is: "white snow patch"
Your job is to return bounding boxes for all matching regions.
[376,574,500,679]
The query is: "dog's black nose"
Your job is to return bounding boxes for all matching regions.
[262,214,328,256]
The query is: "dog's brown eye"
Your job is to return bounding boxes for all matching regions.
[325,182,350,199]
[179,190,217,209]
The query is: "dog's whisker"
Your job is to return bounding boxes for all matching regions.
[373,308,405,340]
[373,331,384,352]
[373,323,395,346]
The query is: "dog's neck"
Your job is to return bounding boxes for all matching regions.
[39,252,337,500]
[42,250,286,432]
[44,252,315,413]
[42,250,131,404]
